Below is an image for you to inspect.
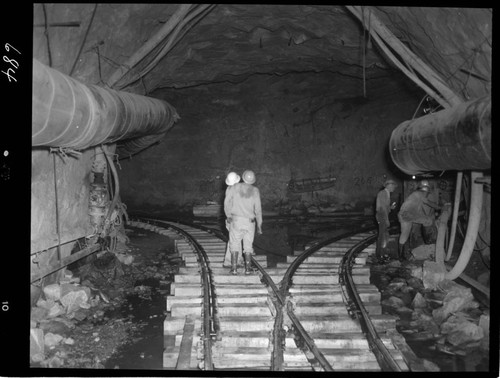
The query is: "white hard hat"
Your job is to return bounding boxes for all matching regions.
[242,170,256,184]
[384,179,397,187]
[418,180,430,191]
[225,172,240,186]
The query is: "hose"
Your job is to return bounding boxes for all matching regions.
[445,171,463,261]
[98,145,120,252]
[445,171,483,280]
[435,203,451,265]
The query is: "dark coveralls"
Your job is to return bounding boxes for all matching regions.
[398,189,441,258]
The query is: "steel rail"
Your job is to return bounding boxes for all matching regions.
[250,257,285,371]
[132,216,403,371]
[135,217,223,337]
[339,234,402,372]
[137,215,286,370]
[152,217,375,371]
[285,300,333,371]
[279,224,378,298]
[132,218,216,370]
[146,215,289,371]
[275,224,377,370]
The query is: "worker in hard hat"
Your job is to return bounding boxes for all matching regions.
[397,180,442,260]
[222,172,242,269]
[224,170,263,275]
[375,179,398,261]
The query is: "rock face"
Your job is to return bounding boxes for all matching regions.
[33,5,491,100]
[120,73,419,211]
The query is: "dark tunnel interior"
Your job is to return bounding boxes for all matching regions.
[15,4,494,374]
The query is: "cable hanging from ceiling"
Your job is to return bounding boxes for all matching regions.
[130,4,217,87]
[345,5,463,109]
[106,3,193,88]
[106,4,216,90]
[69,3,98,77]
[361,6,372,99]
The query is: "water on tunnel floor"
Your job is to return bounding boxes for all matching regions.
[104,277,165,369]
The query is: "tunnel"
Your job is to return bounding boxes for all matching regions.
[22,4,493,374]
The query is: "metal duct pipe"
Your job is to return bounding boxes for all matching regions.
[32,58,179,156]
[389,96,490,175]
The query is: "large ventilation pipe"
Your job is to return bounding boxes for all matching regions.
[32,58,179,157]
[390,96,490,281]
[389,96,490,176]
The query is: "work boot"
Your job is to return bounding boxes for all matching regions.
[403,243,414,261]
[398,242,412,261]
[229,252,238,275]
[398,243,405,261]
[244,253,252,275]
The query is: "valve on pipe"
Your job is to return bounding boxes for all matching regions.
[89,150,109,233]
[389,96,490,176]
[32,58,179,156]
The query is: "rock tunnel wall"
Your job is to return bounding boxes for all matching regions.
[31,148,95,254]
[31,148,97,288]
[119,71,420,214]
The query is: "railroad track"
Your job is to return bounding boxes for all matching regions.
[127,218,410,371]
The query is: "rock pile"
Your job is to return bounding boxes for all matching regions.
[374,260,489,369]
[30,274,97,364]
[30,235,179,368]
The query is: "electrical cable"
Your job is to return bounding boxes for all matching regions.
[100,145,119,221]
[52,153,62,263]
[120,4,216,90]
[42,4,52,67]
[362,6,367,98]
[69,3,98,76]
[457,220,490,269]
[411,94,428,119]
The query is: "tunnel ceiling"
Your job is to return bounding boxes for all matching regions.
[33,5,491,101]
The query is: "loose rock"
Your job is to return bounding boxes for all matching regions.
[47,302,66,318]
[44,332,64,347]
[441,316,484,347]
[60,289,90,314]
[412,292,427,309]
[382,296,405,311]
[39,320,71,336]
[422,261,446,289]
[43,284,62,301]
[432,284,475,324]
[31,306,49,323]
[30,328,45,360]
